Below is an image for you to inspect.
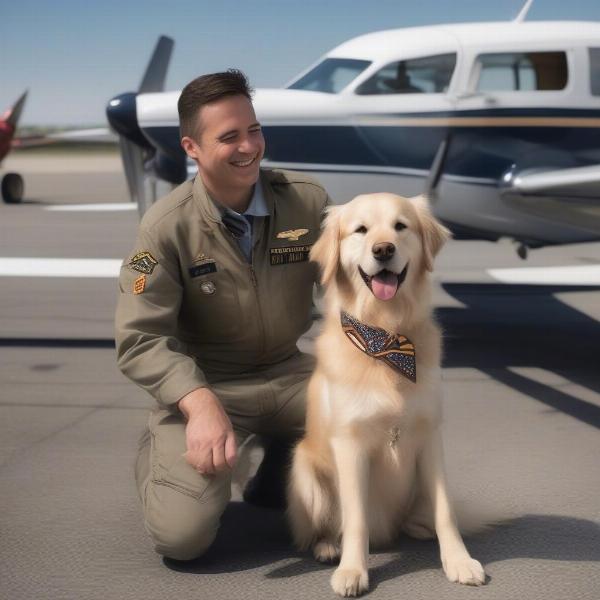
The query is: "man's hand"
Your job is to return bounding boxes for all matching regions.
[178,388,237,476]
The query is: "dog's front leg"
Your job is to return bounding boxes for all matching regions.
[419,428,486,585]
[330,435,370,597]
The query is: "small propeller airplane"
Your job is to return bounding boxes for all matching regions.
[0,92,115,204]
[98,0,597,256]
[0,92,29,203]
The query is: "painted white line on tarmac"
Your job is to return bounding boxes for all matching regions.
[0,258,122,277]
[488,265,600,285]
[45,203,136,212]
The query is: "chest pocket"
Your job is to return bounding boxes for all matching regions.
[268,236,318,329]
[180,269,242,341]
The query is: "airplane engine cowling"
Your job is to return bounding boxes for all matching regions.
[106,92,153,151]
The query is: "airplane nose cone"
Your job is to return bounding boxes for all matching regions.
[106,92,152,150]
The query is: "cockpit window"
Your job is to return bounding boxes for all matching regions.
[288,58,371,94]
[355,54,456,95]
[475,52,568,92]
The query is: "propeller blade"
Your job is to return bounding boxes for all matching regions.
[138,36,174,94]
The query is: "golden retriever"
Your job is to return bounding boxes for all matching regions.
[287,193,486,596]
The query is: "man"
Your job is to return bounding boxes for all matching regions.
[115,70,330,562]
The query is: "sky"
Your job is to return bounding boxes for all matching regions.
[2,0,600,126]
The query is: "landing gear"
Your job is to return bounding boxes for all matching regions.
[1,172,24,203]
[516,242,529,260]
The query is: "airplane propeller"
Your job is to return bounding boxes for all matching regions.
[106,36,186,217]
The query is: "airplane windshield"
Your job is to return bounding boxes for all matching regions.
[288,58,371,94]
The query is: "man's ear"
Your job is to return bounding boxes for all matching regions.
[181,136,199,160]
[310,206,341,286]
[411,195,450,272]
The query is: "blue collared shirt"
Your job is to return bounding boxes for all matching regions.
[219,178,269,263]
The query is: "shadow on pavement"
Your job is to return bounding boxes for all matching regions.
[163,504,600,589]
[439,284,600,428]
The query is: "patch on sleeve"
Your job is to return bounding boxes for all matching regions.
[133,274,146,295]
[129,251,158,275]
[270,245,312,265]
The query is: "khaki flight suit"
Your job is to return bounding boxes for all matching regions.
[115,169,329,560]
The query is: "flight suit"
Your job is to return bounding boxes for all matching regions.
[115,168,329,560]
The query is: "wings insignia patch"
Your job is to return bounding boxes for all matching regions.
[276,228,309,242]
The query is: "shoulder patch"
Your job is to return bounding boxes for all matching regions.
[129,251,158,275]
[133,275,146,295]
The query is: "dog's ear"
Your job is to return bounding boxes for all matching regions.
[412,195,450,272]
[310,206,342,286]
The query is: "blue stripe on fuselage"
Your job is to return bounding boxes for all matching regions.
[143,108,600,181]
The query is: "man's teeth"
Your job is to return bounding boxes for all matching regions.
[232,156,255,167]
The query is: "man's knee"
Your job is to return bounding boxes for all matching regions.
[143,480,230,560]
[148,514,218,560]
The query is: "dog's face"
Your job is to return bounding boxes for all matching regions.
[312,193,449,302]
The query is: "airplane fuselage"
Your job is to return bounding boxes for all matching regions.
[116,20,600,248]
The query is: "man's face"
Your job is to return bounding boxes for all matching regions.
[181,94,265,198]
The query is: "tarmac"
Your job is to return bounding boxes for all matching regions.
[1,152,599,600]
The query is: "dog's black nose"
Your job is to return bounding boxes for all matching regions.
[372,242,395,262]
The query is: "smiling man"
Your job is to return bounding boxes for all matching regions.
[115,70,330,562]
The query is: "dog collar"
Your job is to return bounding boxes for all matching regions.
[340,311,416,383]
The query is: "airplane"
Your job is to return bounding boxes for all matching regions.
[0,92,28,203]
[106,1,600,257]
[1,93,116,204]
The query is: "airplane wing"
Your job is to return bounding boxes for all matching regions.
[502,165,600,236]
[509,164,600,197]
[12,127,117,148]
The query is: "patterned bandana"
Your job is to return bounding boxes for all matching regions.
[340,311,416,382]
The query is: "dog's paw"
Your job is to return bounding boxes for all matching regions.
[443,555,486,586]
[313,540,340,563]
[330,567,369,597]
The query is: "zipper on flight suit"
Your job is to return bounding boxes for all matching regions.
[249,257,266,357]
[221,223,266,355]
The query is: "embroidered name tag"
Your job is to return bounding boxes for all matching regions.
[188,262,217,278]
[270,245,312,265]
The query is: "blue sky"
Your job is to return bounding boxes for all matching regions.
[2,0,600,126]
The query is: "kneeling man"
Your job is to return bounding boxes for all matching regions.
[115,70,329,561]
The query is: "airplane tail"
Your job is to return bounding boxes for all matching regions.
[5,91,28,129]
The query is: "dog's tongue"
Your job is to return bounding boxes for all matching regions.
[371,271,398,301]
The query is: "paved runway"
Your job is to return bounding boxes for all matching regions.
[1,152,599,600]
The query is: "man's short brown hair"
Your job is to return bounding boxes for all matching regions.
[177,69,254,140]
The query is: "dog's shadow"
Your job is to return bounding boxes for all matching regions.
[164,503,600,586]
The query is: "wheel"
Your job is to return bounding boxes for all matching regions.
[2,172,24,203]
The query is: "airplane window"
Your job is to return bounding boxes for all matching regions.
[589,49,600,96]
[354,54,456,95]
[288,58,372,94]
[476,52,568,92]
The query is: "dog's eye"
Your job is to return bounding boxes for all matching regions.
[355,225,367,234]
[394,222,407,232]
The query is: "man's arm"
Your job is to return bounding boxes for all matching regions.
[115,226,206,410]
[115,226,236,474]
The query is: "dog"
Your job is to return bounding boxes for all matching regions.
[287,193,486,596]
